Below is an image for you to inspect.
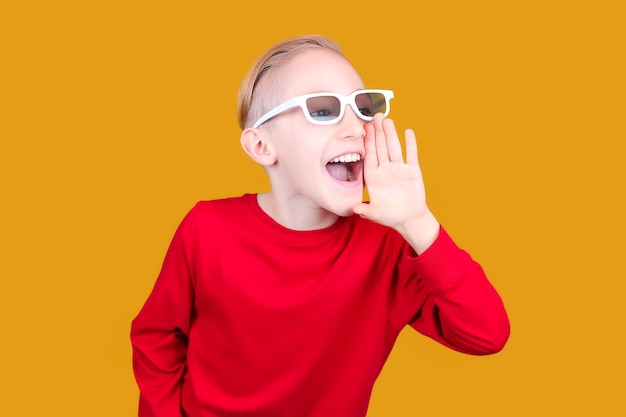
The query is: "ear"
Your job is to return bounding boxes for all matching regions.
[240,127,277,166]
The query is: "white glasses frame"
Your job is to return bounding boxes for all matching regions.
[252,89,395,128]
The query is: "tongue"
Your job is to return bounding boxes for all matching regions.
[326,162,352,182]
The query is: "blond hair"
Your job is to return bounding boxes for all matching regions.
[237,34,344,129]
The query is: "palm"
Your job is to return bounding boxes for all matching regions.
[355,115,428,229]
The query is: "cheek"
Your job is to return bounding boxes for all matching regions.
[292,147,324,176]
[275,124,331,172]
[284,135,326,163]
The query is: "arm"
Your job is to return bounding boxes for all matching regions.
[130,211,196,417]
[354,114,509,353]
[399,227,510,354]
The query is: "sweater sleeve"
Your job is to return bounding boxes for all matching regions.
[130,209,197,417]
[397,227,510,355]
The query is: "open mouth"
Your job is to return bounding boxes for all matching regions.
[325,153,363,182]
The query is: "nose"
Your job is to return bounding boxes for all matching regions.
[339,105,366,139]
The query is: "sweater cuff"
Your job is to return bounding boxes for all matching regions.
[405,226,471,294]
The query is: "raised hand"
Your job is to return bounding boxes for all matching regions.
[353,113,440,253]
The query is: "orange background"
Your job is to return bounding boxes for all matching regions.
[1,1,624,416]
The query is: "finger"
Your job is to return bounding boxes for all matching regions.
[363,122,378,172]
[382,117,403,163]
[404,128,419,167]
[373,113,390,163]
[352,202,383,223]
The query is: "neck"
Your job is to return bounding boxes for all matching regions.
[256,192,339,231]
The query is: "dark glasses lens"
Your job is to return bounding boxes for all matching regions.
[355,92,387,118]
[305,95,342,122]
[305,92,389,122]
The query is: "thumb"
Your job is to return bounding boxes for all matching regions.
[352,202,383,223]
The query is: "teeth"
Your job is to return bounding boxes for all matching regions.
[330,153,361,163]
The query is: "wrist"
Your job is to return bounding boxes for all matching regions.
[395,210,440,255]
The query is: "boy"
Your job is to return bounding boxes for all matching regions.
[131,34,510,417]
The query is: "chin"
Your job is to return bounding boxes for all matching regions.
[328,193,363,217]
[333,207,356,217]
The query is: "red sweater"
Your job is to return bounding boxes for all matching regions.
[131,194,509,417]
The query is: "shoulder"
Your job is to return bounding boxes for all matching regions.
[190,194,253,216]
[177,194,256,232]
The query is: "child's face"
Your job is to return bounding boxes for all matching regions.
[265,49,368,217]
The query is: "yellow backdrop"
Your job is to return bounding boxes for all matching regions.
[1,1,624,416]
